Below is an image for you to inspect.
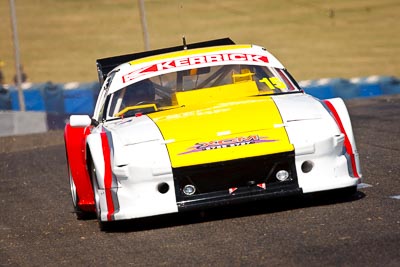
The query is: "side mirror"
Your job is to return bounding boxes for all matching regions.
[69,115,93,128]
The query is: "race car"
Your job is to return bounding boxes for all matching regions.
[64,38,362,229]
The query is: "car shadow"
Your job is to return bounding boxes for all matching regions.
[101,189,366,233]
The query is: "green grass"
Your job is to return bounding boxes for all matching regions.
[1,0,399,83]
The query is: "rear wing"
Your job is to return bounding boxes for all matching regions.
[95,37,235,84]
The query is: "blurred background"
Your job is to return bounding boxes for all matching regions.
[0,0,399,133]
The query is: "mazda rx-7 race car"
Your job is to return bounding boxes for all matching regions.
[64,38,362,229]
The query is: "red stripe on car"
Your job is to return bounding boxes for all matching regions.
[100,131,115,221]
[323,100,360,178]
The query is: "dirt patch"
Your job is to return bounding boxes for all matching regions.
[0,130,64,154]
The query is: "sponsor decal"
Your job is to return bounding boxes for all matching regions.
[179,135,276,155]
[229,187,238,194]
[229,183,265,194]
[122,53,269,83]
[116,119,133,125]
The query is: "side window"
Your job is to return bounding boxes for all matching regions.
[253,66,277,92]
[254,66,299,93]
[275,68,298,91]
[107,89,124,118]
[94,70,119,120]
[95,89,108,122]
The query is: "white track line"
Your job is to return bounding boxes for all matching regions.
[357,183,373,189]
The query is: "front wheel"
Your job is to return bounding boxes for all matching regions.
[310,185,359,204]
[334,185,358,198]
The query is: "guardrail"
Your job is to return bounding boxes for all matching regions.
[299,76,400,99]
[0,81,100,114]
[0,81,100,131]
[0,76,399,136]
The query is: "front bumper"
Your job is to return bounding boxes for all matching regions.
[176,182,302,211]
[173,151,301,210]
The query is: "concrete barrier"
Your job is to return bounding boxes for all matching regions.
[0,111,48,137]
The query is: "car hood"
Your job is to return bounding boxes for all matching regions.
[271,93,325,122]
[106,93,328,168]
[148,96,294,168]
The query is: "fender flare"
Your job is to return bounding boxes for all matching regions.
[64,123,95,212]
[322,98,362,178]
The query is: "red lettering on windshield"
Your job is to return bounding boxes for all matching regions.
[122,53,269,83]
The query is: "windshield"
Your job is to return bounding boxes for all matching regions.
[105,64,299,120]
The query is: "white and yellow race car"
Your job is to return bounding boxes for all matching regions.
[64,38,362,229]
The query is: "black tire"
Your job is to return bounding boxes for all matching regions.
[334,185,358,198]
[305,185,358,204]
[68,164,93,220]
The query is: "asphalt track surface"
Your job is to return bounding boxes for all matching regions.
[1,95,399,266]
